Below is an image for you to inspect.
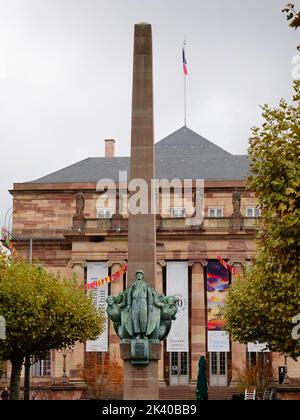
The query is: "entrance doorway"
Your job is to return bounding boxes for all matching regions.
[169,352,189,385]
[209,352,228,386]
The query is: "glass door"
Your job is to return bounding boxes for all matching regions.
[209,352,228,386]
[170,352,189,385]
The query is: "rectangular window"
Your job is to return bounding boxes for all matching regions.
[246,207,261,217]
[211,352,218,376]
[32,352,51,377]
[96,208,112,219]
[208,207,223,218]
[170,207,186,218]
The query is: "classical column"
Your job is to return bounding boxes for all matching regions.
[108,262,125,363]
[68,260,87,380]
[69,260,87,285]
[156,261,166,382]
[230,261,247,383]
[189,260,207,381]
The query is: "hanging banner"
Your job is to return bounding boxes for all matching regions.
[81,264,127,290]
[86,262,109,352]
[217,256,238,276]
[167,261,189,352]
[247,342,269,353]
[208,331,230,352]
[207,261,230,352]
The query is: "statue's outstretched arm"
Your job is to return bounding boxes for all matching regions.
[153,292,165,308]
[119,292,127,308]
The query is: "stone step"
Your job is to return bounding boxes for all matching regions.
[159,386,196,401]
[160,386,238,401]
[208,387,238,401]
[81,385,238,400]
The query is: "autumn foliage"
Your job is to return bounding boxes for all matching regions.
[79,353,123,400]
[235,357,274,396]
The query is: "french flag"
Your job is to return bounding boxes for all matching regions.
[182,44,188,76]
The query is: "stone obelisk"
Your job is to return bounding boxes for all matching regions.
[122,23,159,401]
[128,23,156,288]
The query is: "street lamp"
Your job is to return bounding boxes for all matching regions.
[58,346,75,383]
[3,207,13,237]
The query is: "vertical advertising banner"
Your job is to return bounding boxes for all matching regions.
[167,261,189,352]
[86,262,108,352]
[207,261,230,352]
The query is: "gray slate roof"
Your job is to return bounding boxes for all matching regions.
[29,127,250,183]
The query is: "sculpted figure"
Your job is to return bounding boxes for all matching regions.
[75,190,85,216]
[127,270,152,339]
[106,293,127,337]
[147,294,179,340]
[232,188,242,216]
[106,270,178,343]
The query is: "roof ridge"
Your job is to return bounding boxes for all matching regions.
[155,126,233,156]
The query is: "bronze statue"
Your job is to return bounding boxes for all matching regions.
[128,270,153,339]
[106,270,178,343]
[75,190,85,216]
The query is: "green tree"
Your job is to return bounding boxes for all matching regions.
[0,255,104,400]
[282,3,300,49]
[282,3,300,29]
[224,81,300,359]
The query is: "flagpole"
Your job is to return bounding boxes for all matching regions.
[184,68,187,127]
[183,36,187,127]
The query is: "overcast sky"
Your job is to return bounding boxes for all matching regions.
[0,0,299,231]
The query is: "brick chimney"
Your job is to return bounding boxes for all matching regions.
[104,139,115,158]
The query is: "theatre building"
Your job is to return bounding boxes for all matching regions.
[6,126,300,399]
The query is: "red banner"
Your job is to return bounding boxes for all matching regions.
[217,256,238,276]
[82,264,128,290]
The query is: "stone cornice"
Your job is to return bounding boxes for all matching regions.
[11,179,248,194]
[65,231,257,241]
[11,237,72,245]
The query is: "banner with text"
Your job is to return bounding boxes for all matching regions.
[247,342,269,353]
[167,261,189,352]
[86,262,109,352]
[207,261,230,352]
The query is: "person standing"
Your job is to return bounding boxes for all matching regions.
[1,387,9,400]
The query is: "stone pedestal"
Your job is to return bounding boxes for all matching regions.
[72,216,85,231]
[230,217,243,229]
[120,342,161,400]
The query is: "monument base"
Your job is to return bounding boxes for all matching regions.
[230,217,243,229]
[72,216,85,231]
[120,342,161,400]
